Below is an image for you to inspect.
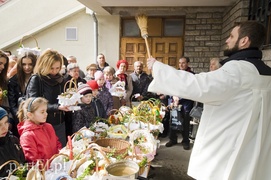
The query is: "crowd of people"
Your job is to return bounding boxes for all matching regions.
[0,47,219,176]
[1,20,269,180]
[0,47,203,176]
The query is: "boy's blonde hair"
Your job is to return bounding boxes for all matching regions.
[34,49,63,76]
[17,97,48,122]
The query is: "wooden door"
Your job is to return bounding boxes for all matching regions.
[120,37,183,73]
[120,37,149,73]
[152,37,183,69]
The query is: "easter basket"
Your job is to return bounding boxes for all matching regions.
[89,118,109,140]
[17,35,41,56]
[69,144,110,179]
[0,160,26,180]
[57,78,82,111]
[107,124,128,140]
[109,80,126,98]
[129,129,157,162]
[94,138,130,157]
[107,109,124,125]
[44,153,74,179]
[26,160,46,180]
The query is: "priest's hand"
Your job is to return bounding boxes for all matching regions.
[147,57,156,70]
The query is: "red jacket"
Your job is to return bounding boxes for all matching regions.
[17,121,62,163]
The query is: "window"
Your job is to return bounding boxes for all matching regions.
[164,19,184,36]
[122,20,140,37]
[122,17,185,37]
[249,0,271,47]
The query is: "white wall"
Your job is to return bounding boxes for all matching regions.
[96,15,120,69]
[6,10,120,74]
[0,0,84,48]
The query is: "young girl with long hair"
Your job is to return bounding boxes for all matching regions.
[8,52,37,137]
[17,97,61,163]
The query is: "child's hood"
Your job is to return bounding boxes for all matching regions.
[17,121,43,135]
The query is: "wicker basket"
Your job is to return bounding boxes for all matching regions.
[0,160,21,179]
[69,144,110,178]
[108,109,124,125]
[58,78,81,107]
[17,35,41,56]
[94,138,130,157]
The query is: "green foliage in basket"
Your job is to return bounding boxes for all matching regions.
[121,114,131,123]
[89,118,108,138]
[76,161,96,180]
[138,156,148,168]
[105,148,117,159]
[75,134,83,141]
[64,156,70,162]
[134,134,147,145]
[2,90,8,98]
[13,164,28,180]
[151,129,160,138]
[115,149,128,161]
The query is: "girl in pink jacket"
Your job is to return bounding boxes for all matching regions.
[17,97,62,163]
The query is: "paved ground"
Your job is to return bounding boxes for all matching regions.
[143,135,195,180]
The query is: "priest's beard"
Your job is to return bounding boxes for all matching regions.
[223,42,239,57]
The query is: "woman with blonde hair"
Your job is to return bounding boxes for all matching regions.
[25,49,70,146]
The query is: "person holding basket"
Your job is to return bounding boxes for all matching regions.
[25,49,70,147]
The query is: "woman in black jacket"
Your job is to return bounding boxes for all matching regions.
[0,107,25,177]
[25,49,70,147]
[8,52,37,137]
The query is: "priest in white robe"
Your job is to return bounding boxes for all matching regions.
[147,21,271,180]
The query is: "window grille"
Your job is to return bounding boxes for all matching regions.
[249,0,271,47]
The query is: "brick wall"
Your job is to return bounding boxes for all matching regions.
[221,0,249,53]
[184,8,224,73]
[221,0,271,66]
[183,0,271,73]
[115,3,271,73]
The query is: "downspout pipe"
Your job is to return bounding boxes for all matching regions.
[86,8,98,62]
[92,12,98,61]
